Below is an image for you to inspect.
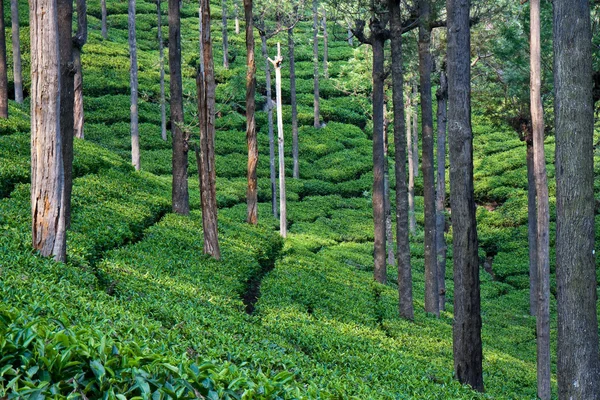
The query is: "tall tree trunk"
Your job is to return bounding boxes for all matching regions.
[389,0,414,320]
[270,43,286,238]
[261,33,278,218]
[435,67,448,312]
[129,0,140,170]
[525,139,537,316]
[554,0,600,398]
[406,97,417,235]
[101,0,108,39]
[244,0,258,225]
[157,0,167,141]
[10,0,22,104]
[197,0,220,259]
[412,84,419,178]
[30,0,67,261]
[234,0,240,35]
[312,0,320,128]
[321,9,328,79]
[418,0,438,316]
[384,102,395,266]
[0,0,8,118]
[221,0,229,69]
[289,28,299,179]
[530,2,550,397]
[169,0,189,214]
[447,0,483,391]
[372,25,386,285]
[73,0,88,140]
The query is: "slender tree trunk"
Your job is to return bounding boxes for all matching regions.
[222,0,229,69]
[157,0,167,141]
[312,0,320,128]
[406,97,416,235]
[389,0,413,320]
[169,0,189,214]
[0,0,8,118]
[129,0,140,170]
[384,103,395,266]
[321,9,328,79]
[73,0,88,140]
[261,33,278,218]
[234,0,240,35]
[525,139,537,316]
[270,44,286,238]
[244,0,258,225]
[197,0,220,259]
[435,68,448,312]
[30,0,66,261]
[554,0,600,398]
[101,0,108,39]
[289,29,299,179]
[10,0,22,104]
[419,0,438,316]
[347,25,353,46]
[447,0,483,391]
[412,84,419,178]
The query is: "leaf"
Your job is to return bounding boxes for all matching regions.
[90,359,106,381]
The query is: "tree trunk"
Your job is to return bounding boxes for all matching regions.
[221,0,229,69]
[289,28,299,179]
[321,9,328,79]
[312,0,320,128]
[157,0,167,141]
[234,0,239,35]
[435,67,448,312]
[384,103,395,266]
[270,44,286,238]
[412,84,419,178]
[261,33,278,218]
[526,139,537,316]
[347,25,353,46]
[73,0,88,140]
[389,0,414,320]
[244,0,258,225]
[169,0,189,214]
[101,0,108,39]
[197,0,220,260]
[554,0,600,398]
[447,0,483,391]
[0,0,8,118]
[30,0,67,261]
[10,0,22,104]
[406,97,417,235]
[129,0,140,170]
[419,0,438,316]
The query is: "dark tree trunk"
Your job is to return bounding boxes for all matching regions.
[435,68,448,312]
[289,28,299,179]
[554,0,600,398]
[261,33,278,218]
[312,0,320,128]
[389,0,414,320]
[10,0,22,104]
[101,0,108,39]
[525,139,537,316]
[447,0,483,391]
[169,0,189,214]
[129,0,140,170]
[73,0,88,140]
[222,0,229,69]
[418,0,438,316]
[157,0,167,141]
[197,0,221,259]
[0,0,8,118]
[322,9,328,79]
[244,0,258,225]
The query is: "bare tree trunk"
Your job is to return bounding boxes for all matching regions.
[101,0,108,39]
[221,0,229,69]
[412,84,419,178]
[261,33,278,218]
[435,67,448,312]
[289,28,299,179]
[389,0,414,320]
[0,0,8,118]
[234,0,240,34]
[406,97,416,235]
[169,0,189,214]
[244,0,258,225]
[384,103,394,266]
[157,0,167,141]
[270,43,286,238]
[129,0,140,170]
[321,8,328,79]
[10,0,22,104]
[197,0,220,259]
[30,0,67,261]
[554,0,600,398]
[447,0,483,391]
[73,0,88,140]
[347,25,353,46]
[312,0,320,128]
[526,140,537,316]
[418,0,438,316]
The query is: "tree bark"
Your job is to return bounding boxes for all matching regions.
[270,44,286,238]
[389,0,414,320]
[554,0,600,398]
[406,96,417,235]
[169,0,189,214]
[261,33,278,218]
[222,0,229,69]
[412,84,419,178]
[244,0,258,225]
[101,0,108,39]
[197,0,220,259]
[435,67,448,312]
[10,0,22,104]
[234,0,240,35]
[30,0,67,261]
[129,0,140,170]
[289,28,299,179]
[157,0,167,142]
[447,0,483,391]
[384,103,395,266]
[73,0,88,140]
[525,139,537,316]
[0,0,8,118]
[322,9,328,79]
[418,0,438,316]
[312,0,320,128]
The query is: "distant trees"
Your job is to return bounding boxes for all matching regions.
[129,0,140,170]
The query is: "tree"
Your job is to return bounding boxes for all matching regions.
[0,0,8,118]
[435,66,447,311]
[244,0,258,225]
[169,0,189,214]
[157,0,167,142]
[129,0,140,170]
[406,88,417,235]
[101,0,108,39]
[447,0,483,391]
[322,7,329,79]
[222,0,229,69]
[554,0,600,397]
[10,0,23,104]
[197,0,221,259]
[234,0,240,34]
[30,0,67,261]
[312,0,321,128]
[73,0,88,140]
